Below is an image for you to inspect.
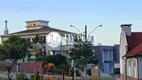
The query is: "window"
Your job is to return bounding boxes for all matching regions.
[50,34,53,43]
[70,35,72,41]
[43,36,46,44]
[66,35,68,40]
[133,59,136,67]
[129,59,131,66]
[27,37,31,41]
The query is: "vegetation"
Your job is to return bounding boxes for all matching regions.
[69,36,98,71]
[16,73,29,80]
[66,78,116,80]
[31,34,46,57]
[0,35,31,80]
[42,54,70,74]
[0,77,116,80]
[27,34,71,75]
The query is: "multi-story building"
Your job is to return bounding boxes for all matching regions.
[94,44,120,75]
[0,20,94,58]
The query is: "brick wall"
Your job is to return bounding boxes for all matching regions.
[91,65,100,78]
[120,74,140,80]
[11,62,42,73]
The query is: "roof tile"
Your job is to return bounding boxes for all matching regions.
[125,32,142,57]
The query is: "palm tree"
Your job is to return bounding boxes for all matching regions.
[32,34,46,57]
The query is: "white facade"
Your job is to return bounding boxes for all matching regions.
[120,24,140,79]
[126,58,138,78]
[120,31,128,74]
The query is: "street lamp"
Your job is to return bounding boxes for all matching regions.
[70,25,102,41]
[70,25,82,34]
[70,24,102,78]
[88,25,102,37]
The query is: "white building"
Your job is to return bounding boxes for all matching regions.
[120,24,142,80]
[0,20,94,57]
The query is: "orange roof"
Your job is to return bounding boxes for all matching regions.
[124,43,142,57]
[125,32,142,57]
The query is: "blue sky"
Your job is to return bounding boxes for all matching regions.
[0,0,142,45]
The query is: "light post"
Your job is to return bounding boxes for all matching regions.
[70,25,82,34]
[88,25,102,41]
[71,59,75,80]
[70,25,102,41]
[70,24,102,79]
[88,25,102,36]
[70,25,85,41]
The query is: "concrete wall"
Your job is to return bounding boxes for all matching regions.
[40,22,49,27]
[26,21,49,30]
[94,45,119,75]
[114,45,120,63]
[94,46,102,69]
[26,21,40,26]
[121,25,131,36]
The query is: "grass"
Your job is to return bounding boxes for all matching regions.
[66,78,116,80]
[0,77,6,80]
[0,77,116,80]
[0,77,16,80]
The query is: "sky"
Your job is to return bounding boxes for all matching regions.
[0,0,142,45]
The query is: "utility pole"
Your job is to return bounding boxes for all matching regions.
[71,59,75,80]
[70,24,102,79]
[85,25,87,41]
[84,25,88,79]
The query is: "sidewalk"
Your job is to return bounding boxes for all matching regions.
[115,77,121,80]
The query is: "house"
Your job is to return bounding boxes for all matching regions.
[120,24,142,80]
[93,44,120,75]
[0,20,96,75]
[0,20,94,58]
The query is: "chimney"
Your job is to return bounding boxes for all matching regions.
[121,24,132,36]
[4,20,9,35]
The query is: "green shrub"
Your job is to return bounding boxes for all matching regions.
[25,76,29,80]
[16,73,29,80]
[30,75,34,80]
[30,74,41,80]
[16,73,25,80]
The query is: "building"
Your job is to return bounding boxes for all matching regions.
[120,24,142,80]
[94,44,120,75]
[0,20,94,58]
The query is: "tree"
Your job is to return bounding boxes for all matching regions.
[32,34,46,44]
[32,34,46,57]
[69,36,98,73]
[0,62,14,80]
[42,55,70,74]
[0,35,31,80]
